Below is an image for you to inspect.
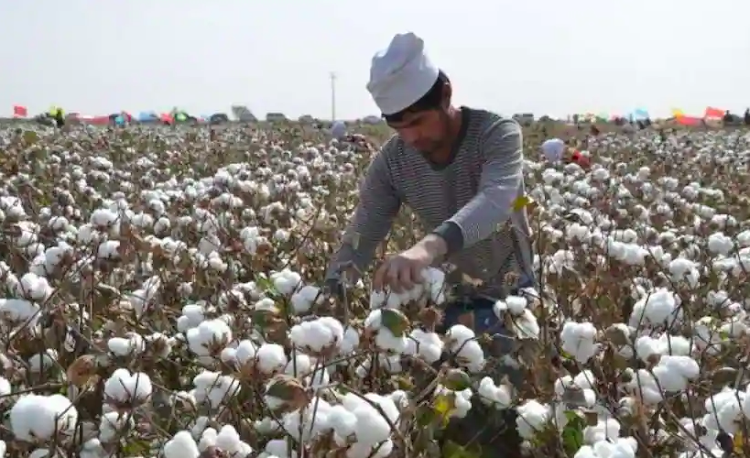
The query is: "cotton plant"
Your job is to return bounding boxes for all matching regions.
[494,294,540,339]
[5,113,750,458]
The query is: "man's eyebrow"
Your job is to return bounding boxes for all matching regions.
[389,116,422,129]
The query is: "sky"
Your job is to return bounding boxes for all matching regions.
[1,0,749,120]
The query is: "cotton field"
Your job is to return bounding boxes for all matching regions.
[0,123,750,458]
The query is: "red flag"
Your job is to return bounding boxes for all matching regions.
[704,107,724,119]
[13,105,27,118]
[678,116,702,126]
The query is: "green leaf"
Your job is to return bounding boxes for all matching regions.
[22,130,38,144]
[381,308,410,337]
[254,274,278,296]
[441,440,482,458]
[562,410,585,455]
[443,369,471,391]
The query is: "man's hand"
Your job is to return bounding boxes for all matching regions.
[373,235,447,293]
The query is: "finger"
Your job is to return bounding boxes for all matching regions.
[410,263,424,285]
[373,261,388,292]
[387,261,403,293]
[399,263,415,291]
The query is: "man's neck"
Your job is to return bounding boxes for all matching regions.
[430,107,463,164]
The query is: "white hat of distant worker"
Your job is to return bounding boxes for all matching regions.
[366,32,440,116]
[541,138,565,163]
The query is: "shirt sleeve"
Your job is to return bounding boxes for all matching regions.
[325,140,402,282]
[432,118,524,253]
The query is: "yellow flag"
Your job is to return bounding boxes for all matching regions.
[671,108,685,119]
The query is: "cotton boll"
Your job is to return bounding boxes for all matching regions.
[404,329,444,363]
[583,418,621,444]
[516,400,552,440]
[256,343,288,374]
[629,288,682,328]
[560,321,599,363]
[652,355,700,392]
[446,325,485,372]
[270,269,302,295]
[494,295,528,315]
[624,369,663,404]
[290,285,322,314]
[364,310,408,353]
[163,431,200,458]
[289,317,344,354]
[103,369,153,405]
[99,411,134,443]
[707,232,734,256]
[186,319,232,358]
[192,371,241,408]
[16,273,52,302]
[0,298,41,326]
[10,394,78,442]
[477,377,513,409]
[198,425,252,456]
[554,370,597,407]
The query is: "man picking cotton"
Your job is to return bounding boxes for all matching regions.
[326,31,534,303]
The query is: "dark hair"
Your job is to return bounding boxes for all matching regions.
[383,70,449,123]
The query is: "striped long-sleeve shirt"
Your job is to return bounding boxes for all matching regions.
[327,107,533,295]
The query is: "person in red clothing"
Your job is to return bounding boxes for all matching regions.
[569,148,591,169]
[541,138,591,169]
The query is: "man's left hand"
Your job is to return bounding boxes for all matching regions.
[373,235,446,293]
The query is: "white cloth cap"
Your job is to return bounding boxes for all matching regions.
[541,138,565,163]
[366,32,440,116]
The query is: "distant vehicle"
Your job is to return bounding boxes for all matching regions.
[363,115,383,125]
[512,113,535,126]
[231,105,257,123]
[266,112,288,122]
[209,113,230,125]
[298,114,314,123]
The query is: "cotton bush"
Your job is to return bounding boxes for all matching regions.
[1,121,750,457]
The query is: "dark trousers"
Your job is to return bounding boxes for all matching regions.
[437,275,534,457]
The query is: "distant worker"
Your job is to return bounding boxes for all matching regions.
[330,120,347,140]
[50,106,65,128]
[541,137,590,169]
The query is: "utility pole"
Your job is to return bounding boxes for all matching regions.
[330,72,337,121]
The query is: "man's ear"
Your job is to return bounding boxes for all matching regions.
[441,82,452,109]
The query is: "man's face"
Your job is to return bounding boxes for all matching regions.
[387,108,450,154]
